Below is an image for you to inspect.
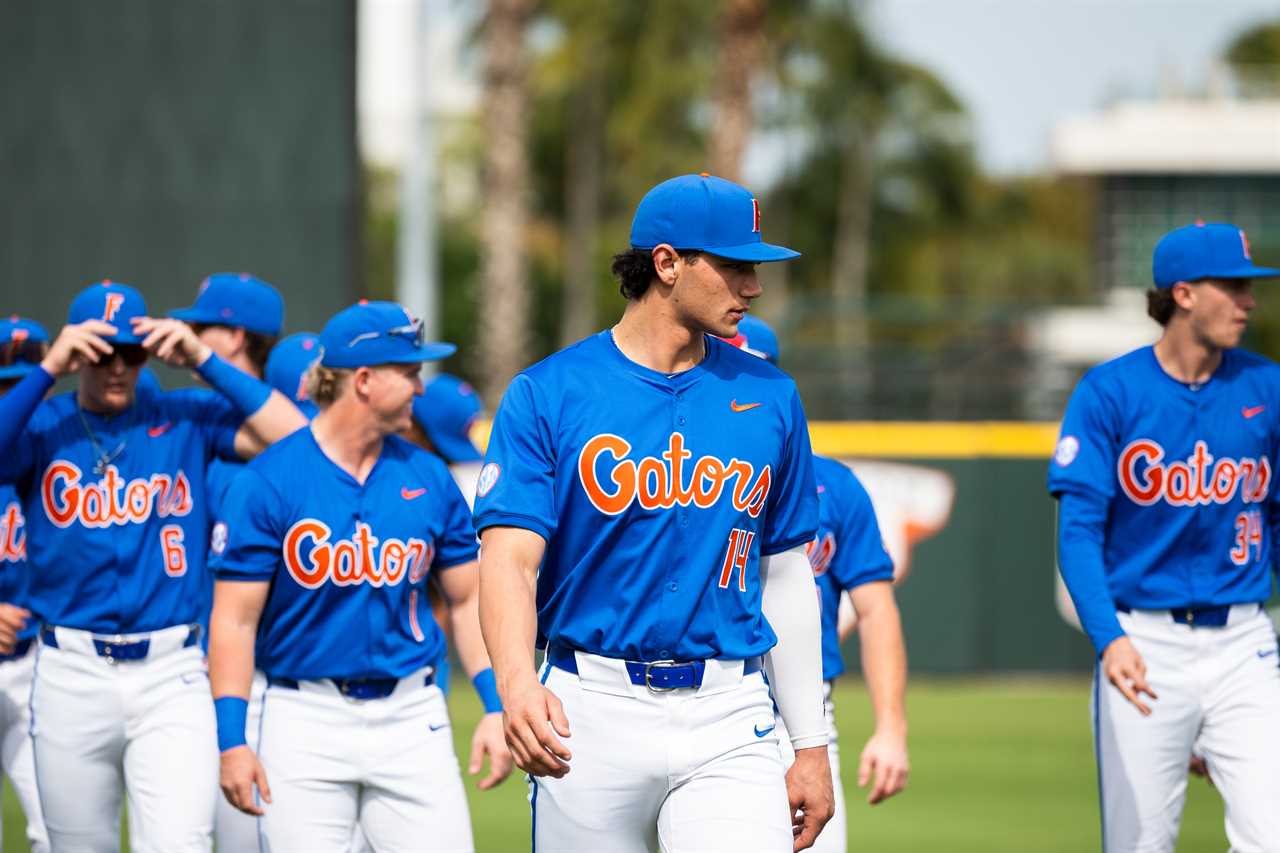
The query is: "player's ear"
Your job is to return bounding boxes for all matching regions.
[351,366,374,398]
[1170,281,1197,312]
[652,245,680,288]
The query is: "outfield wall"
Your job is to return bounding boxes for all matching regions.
[813,422,1096,673]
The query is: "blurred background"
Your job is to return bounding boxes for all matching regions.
[4,0,1280,849]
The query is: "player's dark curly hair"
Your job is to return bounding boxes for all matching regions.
[1146,287,1177,326]
[610,248,702,300]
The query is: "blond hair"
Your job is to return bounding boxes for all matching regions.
[305,364,351,406]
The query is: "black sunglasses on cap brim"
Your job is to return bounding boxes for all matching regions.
[106,345,148,367]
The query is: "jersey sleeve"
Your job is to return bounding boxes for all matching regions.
[471,373,558,541]
[211,466,285,581]
[759,386,819,555]
[1047,376,1119,500]
[0,370,54,486]
[828,469,895,591]
[433,473,480,570]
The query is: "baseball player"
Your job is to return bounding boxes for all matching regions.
[0,316,49,853]
[170,273,295,852]
[0,280,306,852]
[402,375,487,697]
[266,331,324,419]
[210,301,512,852]
[408,374,486,508]
[724,316,910,853]
[476,173,834,852]
[1048,222,1280,852]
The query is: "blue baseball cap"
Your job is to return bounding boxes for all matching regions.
[1153,223,1280,288]
[0,316,50,379]
[171,272,284,335]
[630,173,800,263]
[319,301,456,369]
[412,374,483,463]
[67,280,147,344]
[267,332,322,404]
[719,315,779,364]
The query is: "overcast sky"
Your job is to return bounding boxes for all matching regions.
[865,0,1278,174]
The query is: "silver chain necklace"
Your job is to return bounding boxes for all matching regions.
[76,406,129,476]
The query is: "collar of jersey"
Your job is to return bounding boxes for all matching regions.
[304,424,398,488]
[1144,345,1232,399]
[600,329,718,392]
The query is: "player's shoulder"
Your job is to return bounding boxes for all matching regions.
[245,424,313,473]
[813,454,871,503]
[1071,346,1161,405]
[382,434,454,481]
[705,335,800,398]
[1222,347,1280,378]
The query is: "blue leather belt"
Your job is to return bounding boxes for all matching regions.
[0,638,33,663]
[41,626,198,660]
[1116,603,1243,628]
[268,672,435,701]
[546,644,761,691]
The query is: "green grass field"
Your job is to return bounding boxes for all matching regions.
[1,678,1226,852]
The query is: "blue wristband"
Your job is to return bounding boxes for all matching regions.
[196,352,272,416]
[214,696,249,752]
[472,668,503,714]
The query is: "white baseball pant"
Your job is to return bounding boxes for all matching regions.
[777,680,842,853]
[31,624,217,853]
[529,651,792,853]
[1094,604,1280,852]
[256,665,471,853]
[0,642,48,852]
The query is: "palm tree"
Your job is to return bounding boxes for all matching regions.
[478,0,537,403]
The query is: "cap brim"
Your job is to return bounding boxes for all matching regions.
[0,364,38,379]
[105,331,145,345]
[169,307,211,323]
[702,242,801,263]
[430,431,483,464]
[1214,264,1280,280]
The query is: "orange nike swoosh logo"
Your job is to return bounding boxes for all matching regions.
[730,400,763,413]
[401,487,428,500]
[147,422,172,438]
[1243,405,1266,419]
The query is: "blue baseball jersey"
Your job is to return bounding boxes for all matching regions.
[1049,346,1280,618]
[212,429,477,681]
[473,331,819,662]
[808,455,894,681]
[0,390,242,633]
[198,455,245,650]
[0,484,37,641]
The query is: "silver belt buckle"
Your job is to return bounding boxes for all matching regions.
[643,660,679,694]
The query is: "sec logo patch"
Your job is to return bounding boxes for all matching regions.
[210,521,228,556]
[477,463,501,498]
[1054,436,1079,467]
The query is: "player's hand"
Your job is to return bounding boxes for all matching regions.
[133,317,211,369]
[1101,635,1158,716]
[500,676,572,778]
[858,727,909,804]
[219,745,272,816]
[786,745,835,851]
[469,711,514,790]
[0,604,31,655]
[1189,754,1214,786]
[40,321,116,377]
